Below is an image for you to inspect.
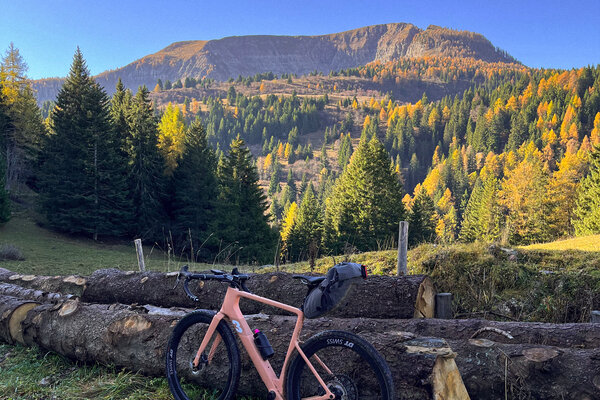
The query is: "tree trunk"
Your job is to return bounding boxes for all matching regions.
[82,269,436,319]
[0,268,434,319]
[446,338,600,400]
[17,299,465,399]
[0,282,73,303]
[0,268,86,296]
[0,294,40,344]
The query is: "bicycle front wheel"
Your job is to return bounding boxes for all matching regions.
[286,330,395,400]
[166,310,241,400]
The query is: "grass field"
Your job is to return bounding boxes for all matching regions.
[520,234,600,251]
[0,344,173,400]
[0,213,218,276]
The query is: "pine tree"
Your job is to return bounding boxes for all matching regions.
[0,43,45,188]
[324,136,405,252]
[573,146,600,235]
[292,183,323,263]
[216,136,275,263]
[408,188,436,246]
[172,119,218,260]
[286,168,297,203]
[126,86,165,239]
[338,133,353,169]
[0,93,11,222]
[38,48,130,239]
[280,202,298,261]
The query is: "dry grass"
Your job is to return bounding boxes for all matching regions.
[520,235,600,252]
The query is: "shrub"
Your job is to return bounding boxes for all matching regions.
[0,244,25,261]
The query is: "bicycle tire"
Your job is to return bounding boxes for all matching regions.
[286,330,395,400]
[166,310,241,400]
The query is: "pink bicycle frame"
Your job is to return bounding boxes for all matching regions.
[192,285,334,400]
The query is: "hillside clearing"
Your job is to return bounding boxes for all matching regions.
[520,235,600,252]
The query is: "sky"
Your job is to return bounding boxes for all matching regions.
[1,0,599,80]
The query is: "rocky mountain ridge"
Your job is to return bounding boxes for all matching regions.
[32,23,517,102]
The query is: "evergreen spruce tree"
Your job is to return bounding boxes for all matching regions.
[286,168,297,203]
[292,183,323,263]
[216,136,275,263]
[110,78,132,146]
[0,93,10,222]
[408,188,436,246]
[324,136,405,252]
[338,133,353,169]
[127,86,166,239]
[573,146,600,235]
[172,119,218,260]
[38,49,130,239]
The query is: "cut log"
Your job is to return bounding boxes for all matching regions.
[0,268,435,319]
[82,269,436,319]
[18,299,464,399]
[0,282,73,303]
[0,268,87,296]
[446,339,600,400]
[0,295,40,344]
[12,294,600,399]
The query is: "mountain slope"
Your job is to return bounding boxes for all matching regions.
[32,23,516,102]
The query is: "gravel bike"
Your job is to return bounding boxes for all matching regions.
[165,265,395,400]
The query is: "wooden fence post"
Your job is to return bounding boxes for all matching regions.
[435,293,453,319]
[397,221,409,276]
[134,239,146,272]
[592,310,600,323]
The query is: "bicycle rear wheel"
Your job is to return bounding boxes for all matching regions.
[166,310,241,400]
[286,330,395,400]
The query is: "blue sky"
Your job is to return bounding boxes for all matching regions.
[1,0,599,80]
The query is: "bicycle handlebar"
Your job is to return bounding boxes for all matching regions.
[174,265,251,302]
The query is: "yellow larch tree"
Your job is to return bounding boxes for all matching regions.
[157,103,186,175]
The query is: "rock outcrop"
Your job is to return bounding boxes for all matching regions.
[32,23,517,102]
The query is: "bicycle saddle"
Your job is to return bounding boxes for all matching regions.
[292,275,326,287]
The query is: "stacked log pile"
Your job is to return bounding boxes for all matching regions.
[2,267,599,399]
[0,268,436,318]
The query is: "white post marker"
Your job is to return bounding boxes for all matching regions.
[134,239,146,272]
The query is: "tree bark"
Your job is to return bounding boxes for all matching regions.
[0,268,86,296]
[0,268,434,319]
[0,282,73,303]
[0,294,40,344]
[17,299,465,399]
[446,339,600,400]
[11,294,600,399]
[81,269,436,319]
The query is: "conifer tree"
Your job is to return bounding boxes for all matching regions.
[216,136,275,263]
[408,188,436,246]
[172,119,218,260]
[38,48,130,239]
[286,168,297,203]
[126,86,165,239]
[324,136,405,252]
[338,133,353,169]
[158,103,186,175]
[545,150,587,238]
[0,93,10,222]
[292,183,323,262]
[280,202,298,261]
[499,144,548,244]
[0,43,45,188]
[573,146,600,235]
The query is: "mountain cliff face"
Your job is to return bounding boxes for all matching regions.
[32,23,516,102]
